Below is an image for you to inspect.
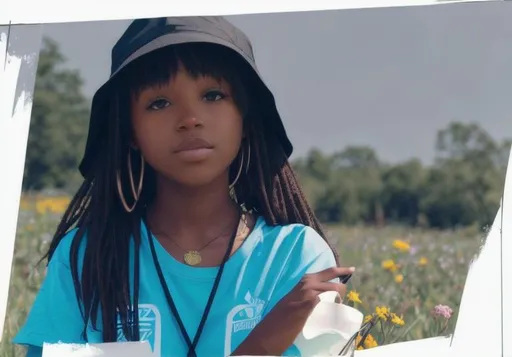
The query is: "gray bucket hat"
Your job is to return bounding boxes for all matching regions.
[78,16,293,177]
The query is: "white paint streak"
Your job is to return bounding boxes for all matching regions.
[42,341,153,357]
[0,45,23,341]
[448,206,503,355]
[354,336,452,357]
[0,24,42,343]
[501,145,512,357]
[1,0,500,25]
[0,32,7,69]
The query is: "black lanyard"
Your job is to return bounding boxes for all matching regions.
[144,213,239,357]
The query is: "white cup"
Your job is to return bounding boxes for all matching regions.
[294,292,364,356]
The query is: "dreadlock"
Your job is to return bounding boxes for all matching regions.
[42,42,340,344]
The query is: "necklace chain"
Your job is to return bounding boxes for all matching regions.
[153,213,249,266]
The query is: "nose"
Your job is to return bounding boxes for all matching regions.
[176,109,204,132]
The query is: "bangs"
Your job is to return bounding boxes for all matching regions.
[116,42,249,112]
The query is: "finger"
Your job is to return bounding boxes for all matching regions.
[306,266,355,282]
[304,281,346,295]
[333,284,347,304]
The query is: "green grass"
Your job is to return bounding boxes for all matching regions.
[0,198,485,356]
[329,223,484,347]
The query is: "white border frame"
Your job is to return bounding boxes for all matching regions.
[0,1,507,356]
[0,23,42,339]
[0,0,500,25]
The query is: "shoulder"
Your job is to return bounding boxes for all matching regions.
[12,228,91,348]
[258,218,335,260]
[47,228,87,279]
[254,218,339,313]
[255,217,338,274]
[51,228,86,262]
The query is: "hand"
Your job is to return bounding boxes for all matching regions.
[231,266,355,356]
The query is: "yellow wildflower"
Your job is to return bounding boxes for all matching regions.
[357,334,379,349]
[390,313,405,326]
[19,197,31,211]
[363,314,373,324]
[356,334,364,350]
[395,274,404,283]
[35,196,71,215]
[382,259,398,272]
[418,256,428,266]
[36,200,47,215]
[375,306,389,320]
[363,334,378,348]
[347,290,362,304]
[392,239,410,253]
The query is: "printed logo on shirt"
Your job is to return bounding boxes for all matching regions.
[224,291,266,356]
[116,304,162,357]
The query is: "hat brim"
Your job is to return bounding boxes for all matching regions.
[78,35,293,178]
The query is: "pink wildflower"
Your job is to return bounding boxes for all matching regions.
[431,304,453,319]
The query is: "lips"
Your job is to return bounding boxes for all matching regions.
[172,137,215,162]
[173,137,214,153]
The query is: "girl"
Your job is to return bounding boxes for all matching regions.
[14,16,354,357]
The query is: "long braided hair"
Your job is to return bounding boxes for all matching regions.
[43,42,340,342]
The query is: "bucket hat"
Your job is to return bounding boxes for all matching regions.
[78,16,293,177]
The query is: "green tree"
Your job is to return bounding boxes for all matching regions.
[23,37,90,191]
[315,146,383,224]
[292,149,335,208]
[422,122,504,228]
[381,159,425,225]
[291,121,509,229]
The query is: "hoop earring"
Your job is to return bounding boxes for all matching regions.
[116,149,145,213]
[229,142,251,190]
[245,142,251,174]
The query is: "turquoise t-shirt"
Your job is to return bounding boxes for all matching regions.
[13,216,338,356]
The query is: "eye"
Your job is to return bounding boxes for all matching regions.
[203,90,227,102]
[146,98,170,111]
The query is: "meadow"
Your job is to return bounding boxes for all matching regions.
[0,195,485,356]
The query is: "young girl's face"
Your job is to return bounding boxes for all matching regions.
[130,62,244,187]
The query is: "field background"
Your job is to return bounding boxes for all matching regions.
[0,195,485,356]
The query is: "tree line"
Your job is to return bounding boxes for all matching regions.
[293,122,510,229]
[22,38,511,230]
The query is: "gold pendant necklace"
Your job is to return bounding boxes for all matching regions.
[158,213,249,266]
[183,250,202,266]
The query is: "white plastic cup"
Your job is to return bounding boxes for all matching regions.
[294,292,364,357]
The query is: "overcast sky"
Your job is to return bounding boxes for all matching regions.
[39,2,512,164]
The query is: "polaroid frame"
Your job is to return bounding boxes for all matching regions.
[0,0,508,356]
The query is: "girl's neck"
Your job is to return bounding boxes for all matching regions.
[146,174,241,246]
